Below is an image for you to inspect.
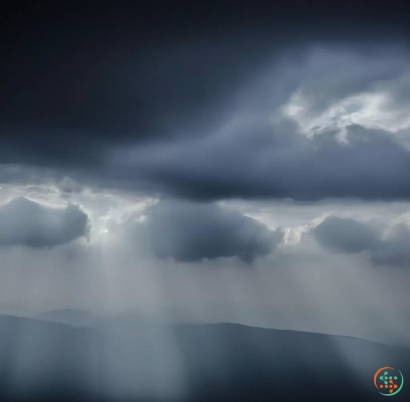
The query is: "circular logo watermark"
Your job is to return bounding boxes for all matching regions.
[374,367,404,396]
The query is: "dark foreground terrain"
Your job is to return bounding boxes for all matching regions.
[0,314,408,402]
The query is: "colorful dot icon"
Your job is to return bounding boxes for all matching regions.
[375,368,403,395]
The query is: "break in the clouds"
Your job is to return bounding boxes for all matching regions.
[132,201,283,263]
[311,215,410,267]
[0,197,90,248]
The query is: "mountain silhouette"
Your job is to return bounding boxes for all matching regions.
[0,314,408,401]
[36,309,97,327]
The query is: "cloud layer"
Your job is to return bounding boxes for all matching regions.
[111,123,410,201]
[133,201,282,263]
[312,216,382,254]
[1,3,410,204]
[0,197,89,248]
[312,215,410,267]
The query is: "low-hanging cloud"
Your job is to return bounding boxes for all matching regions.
[311,215,410,267]
[132,201,283,263]
[311,216,382,254]
[0,197,90,248]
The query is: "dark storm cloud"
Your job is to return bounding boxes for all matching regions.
[0,2,286,168]
[133,201,283,263]
[0,197,90,248]
[1,1,409,166]
[2,2,410,202]
[112,123,410,201]
[311,215,410,267]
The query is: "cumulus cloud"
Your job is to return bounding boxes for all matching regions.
[311,215,410,267]
[131,201,283,263]
[312,216,382,254]
[0,197,90,248]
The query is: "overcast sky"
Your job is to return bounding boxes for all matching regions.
[1,1,410,347]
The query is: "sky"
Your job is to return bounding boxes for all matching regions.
[1,1,410,347]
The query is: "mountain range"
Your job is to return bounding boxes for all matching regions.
[0,311,408,401]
